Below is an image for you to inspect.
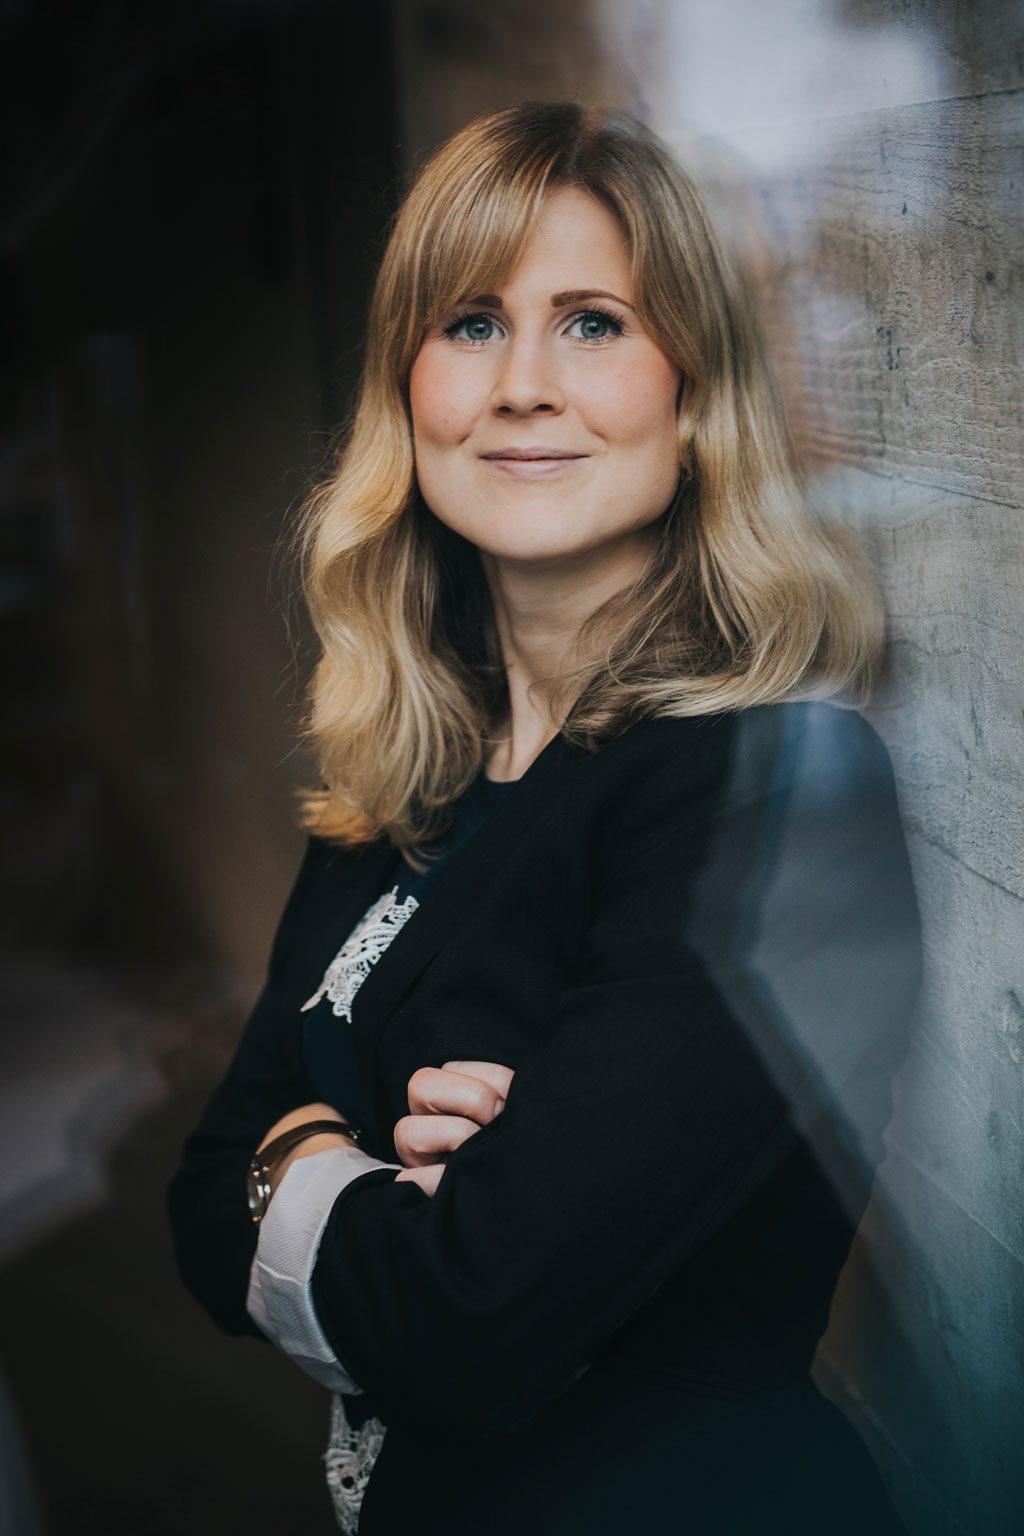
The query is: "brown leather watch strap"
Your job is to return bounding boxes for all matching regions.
[255,1119,362,1174]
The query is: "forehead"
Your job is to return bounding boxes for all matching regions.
[496,188,631,293]
[420,185,632,320]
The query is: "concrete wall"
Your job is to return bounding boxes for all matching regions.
[393,3,1024,1530]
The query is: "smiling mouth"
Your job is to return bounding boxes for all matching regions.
[480,448,588,477]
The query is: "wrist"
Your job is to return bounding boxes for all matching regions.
[267,1131,361,1197]
[247,1117,364,1222]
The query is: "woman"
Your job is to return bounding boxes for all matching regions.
[167,102,920,1534]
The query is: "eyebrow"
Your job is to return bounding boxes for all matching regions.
[551,288,635,311]
[460,289,635,311]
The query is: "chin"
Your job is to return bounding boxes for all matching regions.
[489,517,660,569]
[489,543,589,566]
[485,538,630,570]
[451,506,606,563]
[461,518,598,564]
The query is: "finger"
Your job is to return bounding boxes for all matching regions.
[394,1163,445,1197]
[442,1060,515,1102]
[406,1064,510,1124]
[394,1113,481,1167]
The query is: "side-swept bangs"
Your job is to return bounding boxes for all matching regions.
[373,105,570,386]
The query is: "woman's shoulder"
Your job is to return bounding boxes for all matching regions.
[602,700,919,980]
[573,700,904,896]
[620,696,887,763]
[595,699,896,821]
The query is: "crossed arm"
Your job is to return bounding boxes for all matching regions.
[246,1061,516,1396]
[258,1058,515,1201]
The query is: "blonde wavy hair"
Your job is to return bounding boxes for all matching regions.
[298,100,882,856]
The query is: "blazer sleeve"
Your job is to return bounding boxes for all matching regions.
[164,835,377,1337]
[310,707,921,1441]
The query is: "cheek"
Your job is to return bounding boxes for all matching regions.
[594,350,681,447]
[409,348,480,447]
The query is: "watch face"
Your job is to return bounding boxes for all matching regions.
[246,1157,270,1223]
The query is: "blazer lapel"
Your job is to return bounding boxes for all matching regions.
[348,730,584,1082]
[302,837,402,997]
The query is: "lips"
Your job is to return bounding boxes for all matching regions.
[481,447,586,460]
[480,447,588,479]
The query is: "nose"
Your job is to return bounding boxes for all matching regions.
[489,333,565,417]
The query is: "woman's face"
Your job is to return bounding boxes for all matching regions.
[408,187,682,570]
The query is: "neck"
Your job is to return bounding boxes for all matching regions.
[480,527,655,781]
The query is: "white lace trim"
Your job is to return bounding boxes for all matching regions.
[301,886,419,1023]
[324,1392,387,1534]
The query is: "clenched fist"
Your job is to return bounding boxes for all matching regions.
[394,1059,514,1197]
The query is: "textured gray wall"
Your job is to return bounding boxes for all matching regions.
[394,2,1024,1530]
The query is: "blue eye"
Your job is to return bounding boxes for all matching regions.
[566,309,623,342]
[443,313,502,344]
[440,306,624,346]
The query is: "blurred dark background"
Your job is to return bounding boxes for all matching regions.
[1,2,1022,1533]
[0,2,399,1530]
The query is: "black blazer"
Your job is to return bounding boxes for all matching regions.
[167,702,920,1534]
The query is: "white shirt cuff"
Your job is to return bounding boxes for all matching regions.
[246,1144,401,1394]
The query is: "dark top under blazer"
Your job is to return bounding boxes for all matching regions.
[167,702,920,1534]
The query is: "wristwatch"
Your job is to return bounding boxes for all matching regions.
[246,1118,364,1223]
